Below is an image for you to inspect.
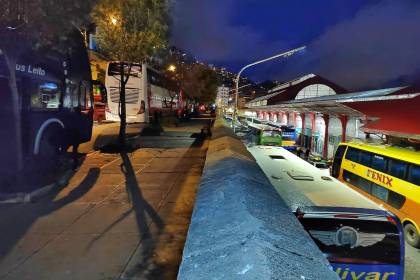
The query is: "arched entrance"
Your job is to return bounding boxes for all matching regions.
[295,114,303,146]
[327,117,342,159]
[312,115,325,155]
[281,113,288,125]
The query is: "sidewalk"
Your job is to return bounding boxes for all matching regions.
[0,120,209,280]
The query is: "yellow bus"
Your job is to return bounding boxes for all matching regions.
[332,142,420,248]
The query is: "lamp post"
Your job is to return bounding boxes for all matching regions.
[233,46,306,132]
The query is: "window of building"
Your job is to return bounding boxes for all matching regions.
[388,159,408,181]
[407,164,420,186]
[31,81,61,110]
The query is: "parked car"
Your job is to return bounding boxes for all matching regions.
[308,160,330,176]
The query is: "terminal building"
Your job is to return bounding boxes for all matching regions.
[245,74,420,159]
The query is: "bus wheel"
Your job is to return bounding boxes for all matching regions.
[37,128,63,171]
[404,223,420,248]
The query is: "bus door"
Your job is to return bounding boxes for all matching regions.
[298,208,404,280]
[332,145,347,178]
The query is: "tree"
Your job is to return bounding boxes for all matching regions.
[0,0,95,174]
[178,63,218,105]
[92,0,169,144]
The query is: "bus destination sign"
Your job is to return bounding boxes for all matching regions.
[16,64,46,77]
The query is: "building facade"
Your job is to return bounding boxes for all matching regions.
[245,74,420,159]
[216,86,231,108]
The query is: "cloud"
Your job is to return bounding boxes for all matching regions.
[276,0,420,89]
[170,0,290,67]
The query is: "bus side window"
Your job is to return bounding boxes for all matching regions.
[30,81,61,110]
[68,82,80,109]
[332,145,347,178]
[371,154,387,173]
[388,159,408,181]
[334,145,346,160]
[343,170,372,194]
[79,81,92,110]
[408,164,420,186]
[371,183,388,202]
[388,190,406,209]
[359,151,372,167]
[371,182,406,209]
[345,147,359,162]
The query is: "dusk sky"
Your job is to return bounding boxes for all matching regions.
[171,0,420,90]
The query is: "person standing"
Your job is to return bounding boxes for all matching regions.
[296,147,302,158]
[305,148,310,160]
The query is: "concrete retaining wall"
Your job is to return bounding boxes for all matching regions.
[177,119,338,280]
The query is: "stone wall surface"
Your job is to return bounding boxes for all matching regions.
[178,119,339,280]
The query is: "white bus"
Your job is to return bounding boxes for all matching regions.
[248,146,405,280]
[104,62,178,123]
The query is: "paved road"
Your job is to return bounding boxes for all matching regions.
[0,121,209,280]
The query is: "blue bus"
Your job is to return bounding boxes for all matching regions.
[265,121,297,150]
[280,126,297,150]
[0,30,94,188]
[248,146,405,280]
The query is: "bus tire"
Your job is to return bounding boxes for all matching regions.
[37,127,63,170]
[404,223,420,248]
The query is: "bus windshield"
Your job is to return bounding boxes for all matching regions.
[107,63,141,77]
[301,216,401,265]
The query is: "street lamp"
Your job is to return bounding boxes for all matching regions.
[167,64,176,72]
[233,46,306,132]
[110,16,118,26]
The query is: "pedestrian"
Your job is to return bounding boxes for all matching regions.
[305,148,310,160]
[296,147,302,158]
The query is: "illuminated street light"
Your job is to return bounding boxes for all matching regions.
[167,64,176,72]
[110,16,118,25]
[233,46,306,132]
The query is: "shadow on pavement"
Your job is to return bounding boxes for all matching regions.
[0,152,86,194]
[84,152,165,252]
[121,130,208,279]
[0,167,100,276]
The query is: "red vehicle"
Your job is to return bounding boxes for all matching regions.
[92,80,107,123]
